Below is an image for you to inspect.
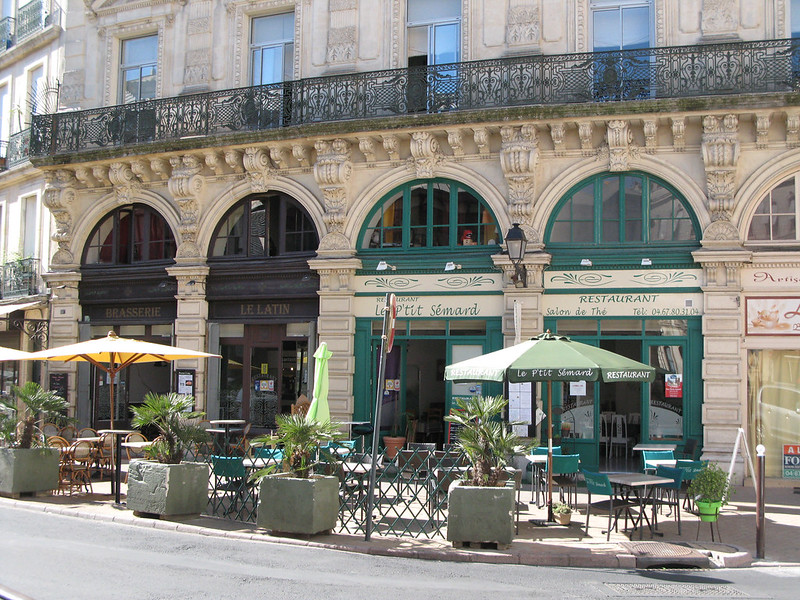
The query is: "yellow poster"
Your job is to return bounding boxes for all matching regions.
[261,363,269,375]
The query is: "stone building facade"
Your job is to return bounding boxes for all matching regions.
[29,0,800,478]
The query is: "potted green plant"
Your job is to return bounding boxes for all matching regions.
[687,461,730,523]
[443,395,527,548]
[0,382,68,497]
[127,392,210,517]
[552,501,572,525]
[251,413,342,535]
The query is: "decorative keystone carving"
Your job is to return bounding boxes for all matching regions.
[224,150,245,173]
[500,125,538,224]
[168,155,205,258]
[473,127,490,154]
[446,129,465,157]
[787,112,800,147]
[671,117,686,151]
[578,121,593,155]
[314,139,353,251]
[382,135,400,161]
[408,131,443,178]
[703,219,741,243]
[44,170,78,265]
[109,162,141,201]
[643,119,657,153]
[549,123,566,156]
[269,145,289,169]
[702,114,740,220]
[358,137,377,162]
[755,113,770,149]
[243,147,273,192]
[605,120,634,172]
[150,158,172,180]
[292,144,311,167]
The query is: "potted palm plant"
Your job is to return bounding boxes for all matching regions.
[444,395,527,547]
[251,413,342,535]
[0,382,68,497]
[127,392,210,517]
[687,461,730,523]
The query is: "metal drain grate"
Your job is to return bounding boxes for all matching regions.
[621,541,711,568]
[605,583,748,597]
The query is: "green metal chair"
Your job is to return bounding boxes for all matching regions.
[531,446,561,507]
[654,465,684,535]
[641,450,674,473]
[211,455,252,516]
[581,469,636,540]
[548,454,581,508]
[676,459,704,511]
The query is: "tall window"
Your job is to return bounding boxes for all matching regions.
[546,172,699,265]
[792,0,800,37]
[0,84,9,146]
[26,65,44,124]
[747,175,799,242]
[211,193,317,258]
[591,0,652,101]
[120,35,158,103]
[361,180,500,250]
[84,205,176,265]
[22,195,36,257]
[407,0,460,67]
[251,13,294,85]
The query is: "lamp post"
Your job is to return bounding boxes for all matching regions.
[505,223,528,288]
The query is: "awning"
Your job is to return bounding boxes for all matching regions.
[0,301,44,316]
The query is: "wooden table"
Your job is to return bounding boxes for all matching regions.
[606,472,673,539]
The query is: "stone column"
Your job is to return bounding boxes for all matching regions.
[492,250,551,344]
[692,248,751,477]
[167,266,211,412]
[307,256,361,422]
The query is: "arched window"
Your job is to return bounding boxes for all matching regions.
[83,204,176,265]
[210,193,318,258]
[545,172,700,266]
[747,175,799,242]
[360,179,500,251]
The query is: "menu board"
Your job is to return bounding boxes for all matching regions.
[49,372,68,402]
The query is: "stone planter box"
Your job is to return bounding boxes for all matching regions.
[0,448,60,497]
[257,474,338,535]
[126,460,209,517]
[447,480,515,548]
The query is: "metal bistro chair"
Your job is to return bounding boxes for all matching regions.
[530,446,561,508]
[62,440,94,495]
[548,454,581,508]
[653,465,684,535]
[676,459,704,511]
[211,455,254,516]
[581,469,636,541]
[641,450,674,473]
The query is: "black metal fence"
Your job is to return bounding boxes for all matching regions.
[0,0,60,53]
[31,38,800,158]
[1,257,39,298]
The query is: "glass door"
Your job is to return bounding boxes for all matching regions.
[644,340,687,443]
[249,346,281,428]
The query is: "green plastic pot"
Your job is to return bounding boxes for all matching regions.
[696,500,722,522]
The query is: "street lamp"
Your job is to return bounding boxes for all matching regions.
[505,223,527,288]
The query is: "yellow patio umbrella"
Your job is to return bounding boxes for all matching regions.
[30,331,220,429]
[0,346,33,361]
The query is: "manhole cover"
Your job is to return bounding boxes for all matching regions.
[621,541,710,568]
[605,583,748,597]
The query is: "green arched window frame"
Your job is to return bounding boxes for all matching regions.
[545,172,701,267]
[359,179,502,264]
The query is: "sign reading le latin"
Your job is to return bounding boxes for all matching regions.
[239,303,291,316]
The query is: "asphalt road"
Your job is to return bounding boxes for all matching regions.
[0,505,798,600]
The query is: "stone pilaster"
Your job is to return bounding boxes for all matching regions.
[166,265,211,412]
[168,155,206,261]
[313,139,353,254]
[307,256,362,421]
[692,248,752,477]
[42,271,82,418]
[500,124,538,232]
[492,251,551,343]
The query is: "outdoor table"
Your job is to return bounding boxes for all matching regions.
[643,458,677,469]
[606,472,673,539]
[632,443,678,452]
[526,455,548,507]
[97,429,134,505]
[208,419,246,455]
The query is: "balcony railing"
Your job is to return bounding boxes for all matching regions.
[0,0,60,54]
[31,37,800,158]
[1,258,40,299]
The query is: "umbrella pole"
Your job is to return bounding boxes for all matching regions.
[547,380,554,523]
[109,370,115,431]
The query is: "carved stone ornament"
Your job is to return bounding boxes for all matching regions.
[787,112,800,147]
[703,219,741,243]
[549,123,566,156]
[243,147,273,192]
[578,121,593,155]
[44,171,78,265]
[314,139,352,241]
[327,26,357,63]
[643,119,657,153]
[702,114,740,220]
[224,150,245,173]
[506,5,540,46]
[358,137,377,162]
[150,158,172,180]
[671,117,686,151]
[701,0,738,38]
[92,166,111,187]
[500,125,538,223]
[109,162,141,202]
[446,129,465,157]
[473,128,490,154]
[605,120,634,172]
[292,144,311,167]
[755,114,770,149]
[168,156,205,259]
[408,131,443,178]
[382,135,400,161]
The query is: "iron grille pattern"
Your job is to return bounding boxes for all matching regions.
[0,0,59,53]
[1,257,40,298]
[31,38,800,158]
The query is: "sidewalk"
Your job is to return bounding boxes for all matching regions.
[2,479,798,569]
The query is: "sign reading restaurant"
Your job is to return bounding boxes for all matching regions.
[542,293,703,318]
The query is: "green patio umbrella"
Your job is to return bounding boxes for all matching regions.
[306,342,332,424]
[445,330,655,521]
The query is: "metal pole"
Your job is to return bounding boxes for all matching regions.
[756,444,766,559]
[546,380,554,522]
[365,293,392,541]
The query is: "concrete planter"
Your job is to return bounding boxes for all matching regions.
[257,474,339,535]
[447,480,515,547]
[126,460,209,517]
[0,448,60,497]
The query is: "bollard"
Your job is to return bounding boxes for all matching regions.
[755,444,766,559]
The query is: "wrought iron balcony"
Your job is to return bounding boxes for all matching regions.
[31,37,800,158]
[1,257,40,299]
[0,129,32,171]
[0,0,60,54]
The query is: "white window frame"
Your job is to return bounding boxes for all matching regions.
[250,12,294,86]
[119,34,158,104]
[406,0,461,66]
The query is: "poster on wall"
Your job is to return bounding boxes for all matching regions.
[176,370,194,395]
[665,374,683,398]
[783,445,800,479]
[746,297,800,335]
